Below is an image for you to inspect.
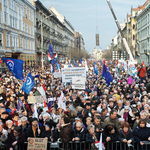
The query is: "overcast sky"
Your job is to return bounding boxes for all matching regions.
[42,0,147,52]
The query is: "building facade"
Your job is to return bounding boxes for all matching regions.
[31,0,75,64]
[91,47,102,60]
[0,0,35,67]
[137,0,150,63]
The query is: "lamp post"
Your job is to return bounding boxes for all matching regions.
[41,14,53,69]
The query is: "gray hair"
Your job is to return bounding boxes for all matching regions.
[137,102,141,106]
[43,113,51,119]
[140,110,147,116]
[76,122,82,127]
[21,116,28,121]
[6,120,12,125]
[118,100,123,104]
[87,124,95,130]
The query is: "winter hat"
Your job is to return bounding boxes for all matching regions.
[64,117,71,124]
[31,117,38,123]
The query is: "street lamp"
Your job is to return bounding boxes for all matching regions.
[41,14,53,69]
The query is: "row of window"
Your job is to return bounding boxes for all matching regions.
[4,33,34,50]
[23,23,34,35]
[4,0,34,22]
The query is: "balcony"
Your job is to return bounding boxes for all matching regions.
[12,47,23,53]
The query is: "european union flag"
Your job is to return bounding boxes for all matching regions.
[94,62,99,75]
[102,64,113,86]
[73,60,78,67]
[22,71,35,94]
[48,43,53,61]
[2,58,23,80]
[79,58,82,64]
[51,58,56,74]
[17,98,23,111]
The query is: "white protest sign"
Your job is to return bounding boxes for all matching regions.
[72,77,85,90]
[54,72,62,78]
[28,95,47,104]
[62,67,86,83]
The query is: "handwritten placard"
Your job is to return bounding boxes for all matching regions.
[27,138,47,150]
[28,95,47,104]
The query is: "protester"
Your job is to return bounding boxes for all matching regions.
[0,59,150,150]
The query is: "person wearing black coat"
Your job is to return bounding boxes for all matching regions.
[86,124,99,150]
[6,126,26,150]
[119,122,134,150]
[72,122,86,141]
[72,122,86,150]
[133,119,150,149]
[41,120,53,141]
[102,124,119,149]
[25,118,44,140]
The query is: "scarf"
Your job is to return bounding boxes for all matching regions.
[32,126,38,137]
[123,112,129,122]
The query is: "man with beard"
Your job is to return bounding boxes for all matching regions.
[26,118,43,140]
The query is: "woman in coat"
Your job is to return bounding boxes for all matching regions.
[119,122,133,150]
[86,124,99,150]
[133,119,150,149]
[102,124,119,149]
[59,117,72,149]
[6,126,26,150]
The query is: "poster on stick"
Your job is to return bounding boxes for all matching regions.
[27,138,47,150]
[28,95,47,104]
[61,67,86,83]
[72,77,85,90]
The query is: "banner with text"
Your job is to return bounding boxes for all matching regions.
[28,95,47,104]
[54,72,62,78]
[62,67,86,83]
[72,77,85,90]
[27,138,47,150]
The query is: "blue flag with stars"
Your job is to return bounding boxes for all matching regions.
[102,64,113,86]
[94,62,99,75]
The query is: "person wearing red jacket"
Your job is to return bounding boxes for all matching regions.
[138,64,146,83]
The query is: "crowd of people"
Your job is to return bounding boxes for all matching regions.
[0,60,150,150]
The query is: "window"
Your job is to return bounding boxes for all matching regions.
[22,7,24,17]
[26,9,27,19]
[4,0,6,6]
[10,16,12,26]
[29,11,30,21]
[16,37,18,47]
[9,0,11,8]
[14,37,15,47]
[24,38,25,49]
[13,18,14,28]
[27,39,28,49]
[32,27,33,35]
[11,36,13,47]
[21,37,23,48]
[6,34,10,47]
[19,20,21,30]
[32,13,33,22]
[30,39,31,50]
[0,11,1,23]
[12,0,13,9]
[0,34,2,46]
[4,13,7,24]
[29,25,31,34]
[26,24,28,33]
[23,22,25,31]
[15,19,17,28]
